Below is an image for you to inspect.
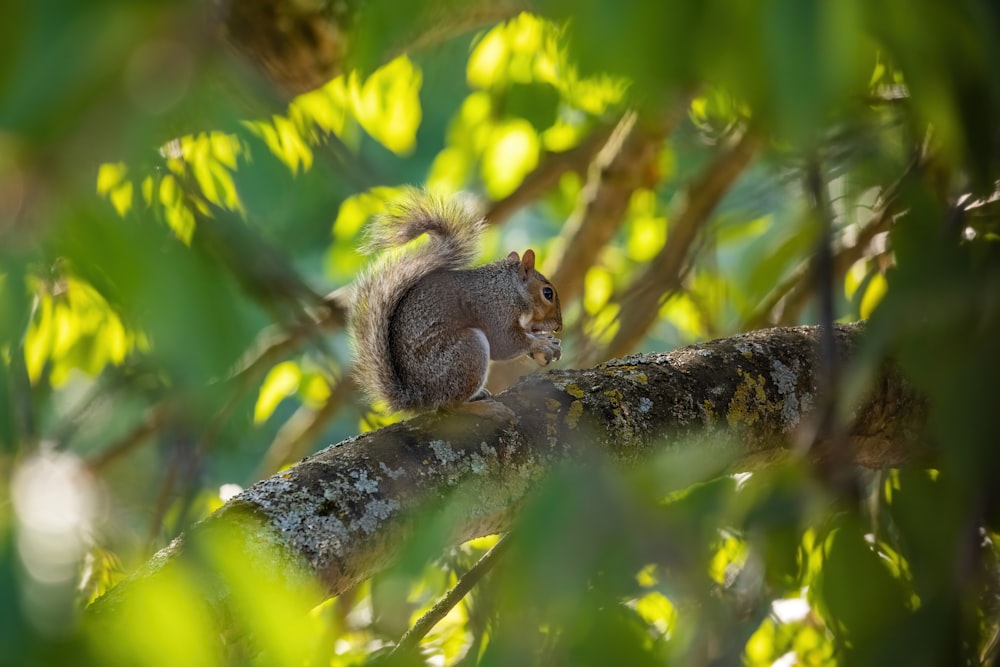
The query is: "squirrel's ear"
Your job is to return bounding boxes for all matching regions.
[521,249,536,271]
[507,250,520,262]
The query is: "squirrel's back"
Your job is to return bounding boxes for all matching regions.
[348,189,485,411]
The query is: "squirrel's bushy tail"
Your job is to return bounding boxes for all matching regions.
[348,188,485,411]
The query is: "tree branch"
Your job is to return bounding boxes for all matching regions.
[598,130,758,363]
[745,150,921,329]
[92,322,927,617]
[393,534,511,655]
[484,122,616,226]
[544,104,686,305]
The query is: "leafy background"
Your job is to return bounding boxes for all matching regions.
[2,0,999,665]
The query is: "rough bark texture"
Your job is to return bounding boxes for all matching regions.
[94,322,927,614]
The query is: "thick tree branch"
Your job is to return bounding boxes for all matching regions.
[93,323,927,617]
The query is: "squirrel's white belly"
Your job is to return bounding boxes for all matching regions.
[469,327,490,396]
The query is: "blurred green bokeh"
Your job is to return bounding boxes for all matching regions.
[2,0,1000,665]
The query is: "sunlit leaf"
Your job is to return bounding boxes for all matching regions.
[541,120,585,152]
[255,360,302,424]
[292,78,352,137]
[626,215,667,262]
[24,290,53,383]
[844,258,868,301]
[468,25,510,89]
[630,590,675,638]
[354,55,422,155]
[109,180,133,216]
[708,532,747,585]
[299,372,332,408]
[745,617,780,665]
[96,163,128,196]
[24,277,133,386]
[658,293,706,341]
[481,119,539,199]
[97,162,132,215]
[427,146,473,193]
[859,271,887,319]
[583,265,614,314]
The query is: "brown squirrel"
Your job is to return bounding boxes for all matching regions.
[348,189,562,415]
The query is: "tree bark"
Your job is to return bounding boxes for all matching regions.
[92,322,927,614]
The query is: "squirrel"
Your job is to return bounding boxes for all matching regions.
[348,189,562,416]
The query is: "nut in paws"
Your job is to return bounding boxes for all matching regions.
[529,333,561,365]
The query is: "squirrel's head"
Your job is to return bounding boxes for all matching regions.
[509,249,562,333]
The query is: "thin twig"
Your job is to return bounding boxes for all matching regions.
[805,160,837,370]
[392,535,512,656]
[145,445,181,552]
[801,159,856,499]
[86,405,168,472]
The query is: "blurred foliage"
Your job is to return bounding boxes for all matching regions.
[1,0,1000,665]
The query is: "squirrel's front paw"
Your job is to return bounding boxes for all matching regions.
[528,333,561,366]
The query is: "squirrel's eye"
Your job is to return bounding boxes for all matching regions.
[542,286,554,301]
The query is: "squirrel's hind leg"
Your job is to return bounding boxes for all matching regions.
[398,326,491,408]
[432,329,516,421]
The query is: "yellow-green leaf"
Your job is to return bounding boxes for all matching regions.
[254,361,302,424]
[859,272,888,318]
[481,119,539,199]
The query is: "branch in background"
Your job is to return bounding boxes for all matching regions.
[92,323,928,616]
[85,405,168,472]
[544,105,685,304]
[82,290,347,480]
[598,130,758,364]
[805,160,837,365]
[253,372,357,480]
[162,289,350,530]
[485,111,669,393]
[229,289,348,386]
[392,534,511,655]
[484,122,616,225]
[745,151,922,330]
